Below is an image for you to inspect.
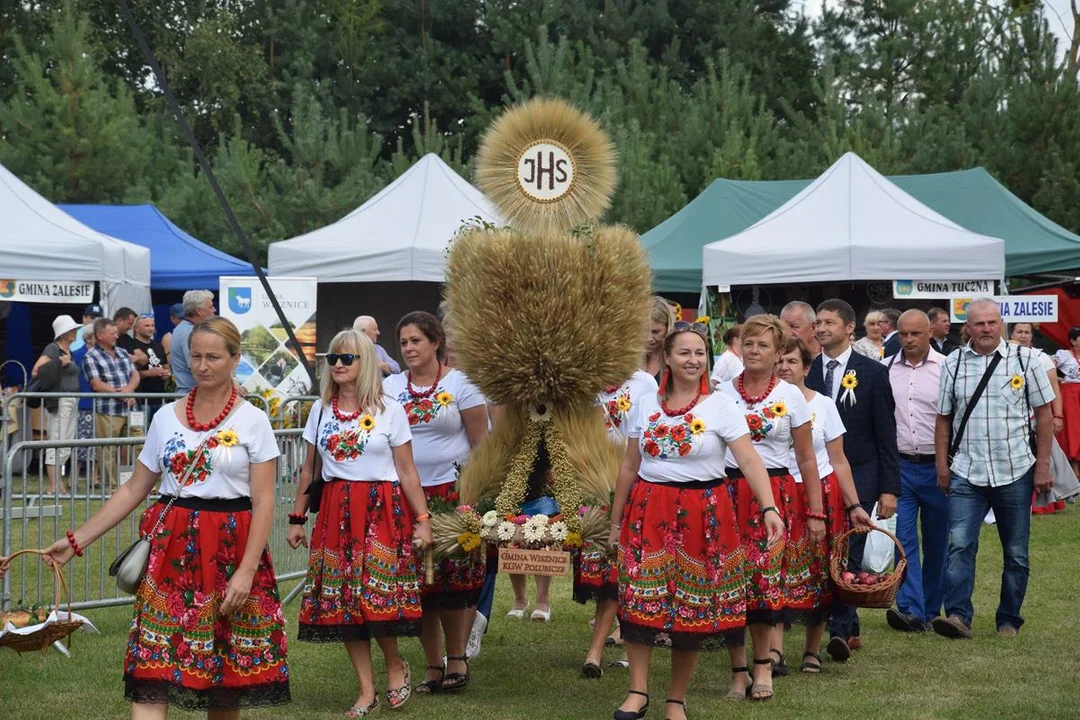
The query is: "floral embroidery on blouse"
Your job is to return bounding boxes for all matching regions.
[397,389,451,426]
[601,390,633,431]
[641,411,703,459]
[319,417,373,462]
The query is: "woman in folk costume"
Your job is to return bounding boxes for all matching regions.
[775,336,873,672]
[609,323,784,720]
[32,317,290,716]
[578,359,658,677]
[384,311,489,693]
[717,314,826,701]
[288,330,432,717]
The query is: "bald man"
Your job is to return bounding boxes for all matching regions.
[352,315,400,376]
[884,310,947,633]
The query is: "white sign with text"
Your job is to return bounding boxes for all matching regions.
[893,279,994,299]
[949,295,1058,323]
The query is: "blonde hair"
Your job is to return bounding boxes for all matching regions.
[190,316,241,356]
[864,310,884,327]
[740,314,788,353]
[320,330,385,412]
[650,296,674,334]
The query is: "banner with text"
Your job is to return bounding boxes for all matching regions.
[893,279,995,299]
[0,279,95,304]
[220,276,317,420]
[950,295,1058,324]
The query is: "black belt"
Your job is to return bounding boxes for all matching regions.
[156,495,252,511]
[642,477,726,489]
[725,467,790,479]
[899,453,936,464]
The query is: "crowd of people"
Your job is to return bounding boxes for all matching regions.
[2,291,1075,719]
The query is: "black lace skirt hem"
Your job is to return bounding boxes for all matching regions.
[298,619,421,643]
[746,608,781,626]
[421,590,480,612]
[781,607,828,627]
[620,620,745,651]
[572,583,619,605]
[124,677,290,711]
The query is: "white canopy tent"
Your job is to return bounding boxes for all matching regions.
[702,152,1006,287]
[0,162,151,312]
[268,153,502,282]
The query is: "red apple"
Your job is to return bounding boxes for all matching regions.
[864,575,879,586]
[840,571,856,583]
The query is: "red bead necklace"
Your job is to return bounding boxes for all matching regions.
[661,390,703,417]
[331,394,361,422]
[736,373,778,407]
[186,385,239,432]
[407,364,443,399]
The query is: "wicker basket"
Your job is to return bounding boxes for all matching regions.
[828,527,907,609]
[0,549,84,654]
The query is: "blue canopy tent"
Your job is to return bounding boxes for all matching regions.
[59,204,259,338]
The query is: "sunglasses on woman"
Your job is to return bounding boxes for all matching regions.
[325,353,356,367]
[672,321,709,338]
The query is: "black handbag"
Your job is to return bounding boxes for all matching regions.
[303,403,327,513]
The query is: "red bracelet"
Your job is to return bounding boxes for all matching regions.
[66,530,84,557]
[805,511,827,521]
[287,513,308,525]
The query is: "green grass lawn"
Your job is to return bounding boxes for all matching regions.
[1,511,1077,719]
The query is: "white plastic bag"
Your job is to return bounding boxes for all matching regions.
[862,502,897,574]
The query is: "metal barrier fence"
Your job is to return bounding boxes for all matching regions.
[1,390,317,612]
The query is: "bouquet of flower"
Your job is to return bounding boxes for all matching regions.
[430,505,611,559]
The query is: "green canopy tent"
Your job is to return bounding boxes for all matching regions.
[643,167,1080,293]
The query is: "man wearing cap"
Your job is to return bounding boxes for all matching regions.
[69,303,104,353]
[31,316,83,494]
[171,290,216,392]
[83,317,139,490]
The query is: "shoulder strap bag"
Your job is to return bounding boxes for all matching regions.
[303,402,327,513]
[109,401,244,594]
[948,350,1003,464]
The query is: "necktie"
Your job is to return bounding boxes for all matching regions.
[824,359,839,398]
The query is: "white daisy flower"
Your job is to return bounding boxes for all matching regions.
[497,521,517,542]
[549,520,568,542]
[522,523,546,543]
[528,514,549,527]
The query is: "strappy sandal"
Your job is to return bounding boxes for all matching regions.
[386,659,412,709]
[750,658,774,702]
[725,666,751,701]
[582,660,604,679]
[613,689,649,720]
[344,695,379,717]
[415,664,445,694]
[664,698,687,720]
[441,654,470,692]
[769,648,789,677]
[801,651,823,674]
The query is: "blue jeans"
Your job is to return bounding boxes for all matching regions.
[943,470,1033,630]
[475,496,559,622]
[895,460,949,621]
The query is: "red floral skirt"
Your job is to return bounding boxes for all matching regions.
[783,473,848,624]
[573,542,618,604]
[1057,382,1080,460]
[733,473,789,625]
[124,498,290,711]
[421,483,485,610]
[298,480,422,642]
[617,478,747,651]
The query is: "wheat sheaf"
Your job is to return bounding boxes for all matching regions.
[475,97,617,233]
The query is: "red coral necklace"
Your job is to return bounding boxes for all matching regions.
[736,373,778,407]
[661,390,702,416]
[407,364,443,399]
[331,394,360,422]
[186,386,238,431]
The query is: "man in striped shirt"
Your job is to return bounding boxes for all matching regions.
[933,299,1054,640]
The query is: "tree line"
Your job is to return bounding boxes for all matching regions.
[2,0,1079,265]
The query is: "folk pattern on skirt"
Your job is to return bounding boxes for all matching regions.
[124,505,290,711]
[573,543,618,604]
[733,476,788,624]
[298,480,421,642]
[421,483,485,610]
[617,479,747,651]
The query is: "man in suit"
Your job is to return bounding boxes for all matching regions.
[806,298,901,661]
[927,307,959,356]
[881,308,902,358]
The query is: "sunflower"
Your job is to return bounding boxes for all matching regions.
[841,373,858,390]
[1010,374,1024,390]
[359,414,375,431]
[456,531,482,552]
[690,418,707,435]
[616,395,632,412]
[770,401,788,418]
[695,315,710,324]
[436,390,454,406]
[215,429,239,447]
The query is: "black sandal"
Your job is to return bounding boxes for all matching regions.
[441,654,470,692]
[769,648,789,677]
[415,664,444,694]
[801,651,823,674]
[582,660,603,679]
[613,690,649,720]
[665,698,687,720]
[725,666,751,701]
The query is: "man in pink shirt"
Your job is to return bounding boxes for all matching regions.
[884,309,948,632]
